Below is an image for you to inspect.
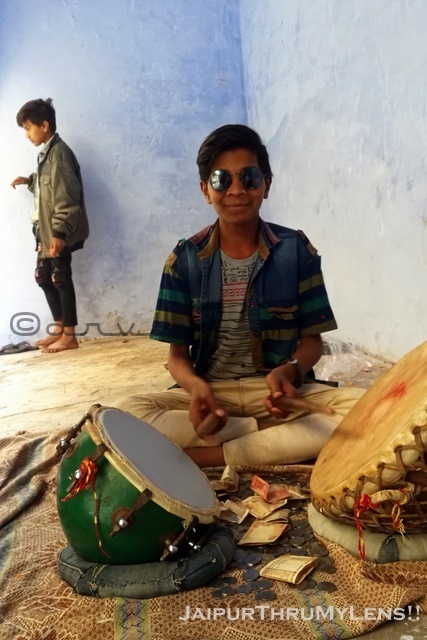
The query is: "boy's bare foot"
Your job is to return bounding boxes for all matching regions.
[36,334,63,348]
[36,322,63,347]
[41,335,79,353]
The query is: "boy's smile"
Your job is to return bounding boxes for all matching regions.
[200,148,270,230]
[22,119,53,146]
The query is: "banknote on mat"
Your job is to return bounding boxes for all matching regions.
[219,499,250,524]
[259,554,318,584]
[210,465,240,492]
[250,475,291,503]
[242,494,289,519]
[261,507,291,523]
[237,520,289,545]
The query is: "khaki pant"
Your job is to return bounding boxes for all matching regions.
[114,379,365,466]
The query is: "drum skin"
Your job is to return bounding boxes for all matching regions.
[310,341,427,532]
[57,429,187,564]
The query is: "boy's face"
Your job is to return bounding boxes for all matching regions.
[200,148,270,228]
[22,119,52,146]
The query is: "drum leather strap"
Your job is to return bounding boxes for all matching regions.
[56,412,92,457]
[109,488,153,537]
[57,405,104,457]
[160,516,199,561]
[89,443,108,462]
[188,519,219,551]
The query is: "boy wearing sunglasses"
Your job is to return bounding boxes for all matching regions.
[116,124,364,466]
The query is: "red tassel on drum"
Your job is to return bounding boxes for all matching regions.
[62,457,111,558]
[62,457,98,501]
[353,494,379,561]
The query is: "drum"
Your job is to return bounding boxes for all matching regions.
[56,405,219,564]
[311,341,427,533]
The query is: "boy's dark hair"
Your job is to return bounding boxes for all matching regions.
[16,98,56,133]
[197,124,273,182]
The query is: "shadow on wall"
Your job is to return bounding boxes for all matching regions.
[70,165,128,322]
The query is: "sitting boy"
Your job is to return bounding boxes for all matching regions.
[115,124,364,467]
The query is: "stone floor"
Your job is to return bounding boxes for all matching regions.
[0,336,426,638]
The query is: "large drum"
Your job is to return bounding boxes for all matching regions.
[56,405,219,564]
[311,341,427,533]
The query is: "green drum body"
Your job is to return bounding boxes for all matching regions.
[56,406,219,564]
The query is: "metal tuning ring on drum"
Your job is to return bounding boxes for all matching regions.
[159,516,199,561]
[56,411,93,456]
[109,488,153,538]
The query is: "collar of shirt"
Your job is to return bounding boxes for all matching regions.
[197,218,282,261]
[37,132,57,165]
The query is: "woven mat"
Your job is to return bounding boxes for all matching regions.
[1,430,427,640]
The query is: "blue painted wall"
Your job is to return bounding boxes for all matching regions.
[1,0,425,359]
[240,0,427,360]
[1,0,245,343]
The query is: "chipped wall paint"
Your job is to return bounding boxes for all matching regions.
[1,0,425,361]
[240,0,427,361]
[0,0,245,345]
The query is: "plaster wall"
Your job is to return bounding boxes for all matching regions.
[240,0,427,360]
[0,0,245,345]
[2,0,425,361]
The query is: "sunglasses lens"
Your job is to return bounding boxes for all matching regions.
[209,169,232,192]
[208,167,265,191]
[241,167,264,189]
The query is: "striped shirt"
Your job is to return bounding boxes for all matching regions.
[150,220,337,375]
[205,250,258,380]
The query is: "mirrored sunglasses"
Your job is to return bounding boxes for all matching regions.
[209,166,265,192]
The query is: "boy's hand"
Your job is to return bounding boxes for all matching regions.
[264,366,299,417]
[189,379,228,431]
[50,238,66,258]
[10,176,30,189]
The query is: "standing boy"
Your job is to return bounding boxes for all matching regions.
[115,124,364,467]
[11,98,89,353]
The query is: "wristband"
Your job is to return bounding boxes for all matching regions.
[283,358,304,388]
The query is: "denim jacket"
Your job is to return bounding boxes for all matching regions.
[151,219,337,375]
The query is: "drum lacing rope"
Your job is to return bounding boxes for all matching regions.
[366,488,409,537]
[62,456,111,558]
[391,501,405,535]
[353,490,407,569]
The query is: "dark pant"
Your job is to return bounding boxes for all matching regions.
[35,249,78,327]
[57,525,235,598]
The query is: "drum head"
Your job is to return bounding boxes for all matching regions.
[311,341,427,497]
[87,407,218,521]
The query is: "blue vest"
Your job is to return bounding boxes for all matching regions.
[183,220,302,374]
